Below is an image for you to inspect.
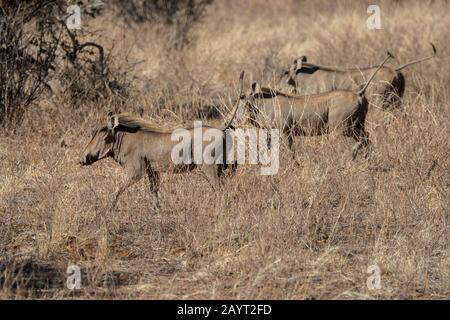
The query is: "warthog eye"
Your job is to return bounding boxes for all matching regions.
[240,94,246,99]
[104,132,114,143]
[287,78,296,86]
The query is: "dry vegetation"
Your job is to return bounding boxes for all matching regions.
[0,0,449,299]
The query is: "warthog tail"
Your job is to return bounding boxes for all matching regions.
[395,43,437,72]
[223,71,245,130]
[357,51,394,96]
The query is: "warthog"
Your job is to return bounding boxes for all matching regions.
[276,43,436,110]
[239,52,393,160]
[80,72,245,208]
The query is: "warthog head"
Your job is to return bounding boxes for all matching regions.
[80,112,119,165]
[278,55,307,91]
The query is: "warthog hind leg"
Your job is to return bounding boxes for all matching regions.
[146,165,160,209]
[201,164,221,190]
[351,130,371,160]
[282,131,299,166]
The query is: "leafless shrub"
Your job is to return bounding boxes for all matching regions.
[0,1,59,126]
[55,36,133,106]
[0,0,133,127]
[112,0,214,50]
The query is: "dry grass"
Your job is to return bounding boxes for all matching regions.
[1,0,449,299]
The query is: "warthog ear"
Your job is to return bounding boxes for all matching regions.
[286,56,305,83]
[107,112,119,131]
[294,56,305,71]
[297,56,307,63]
[251,82,261,94]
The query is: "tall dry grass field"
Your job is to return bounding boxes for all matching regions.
[0,0,449,299]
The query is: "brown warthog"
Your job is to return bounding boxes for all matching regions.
[276,43,436,110]
[80,72,245,207]
[239,52,393,160]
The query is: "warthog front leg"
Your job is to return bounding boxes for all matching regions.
[110,160,146,209]
[111,173,143,210]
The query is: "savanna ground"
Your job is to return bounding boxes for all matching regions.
[0,0,449,299]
